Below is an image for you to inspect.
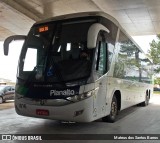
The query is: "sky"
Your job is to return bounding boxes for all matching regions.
[132,35,157,53]
[0,41,23,82]
[0,35,158,82]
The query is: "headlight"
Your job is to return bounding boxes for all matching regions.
[67,90,94,102]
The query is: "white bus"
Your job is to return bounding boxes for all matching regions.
[3,12,153,122]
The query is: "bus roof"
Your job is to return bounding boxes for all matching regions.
[34,11,119,26]
[34,11,146,58]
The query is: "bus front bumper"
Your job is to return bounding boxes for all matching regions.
[15,96,94,122]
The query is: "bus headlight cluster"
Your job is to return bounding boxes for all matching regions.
[67,91,93,102]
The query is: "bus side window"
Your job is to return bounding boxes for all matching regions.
[96,31,113,76]
[96,40,107,75]
[103,30,114,70]
[107,43,114,68]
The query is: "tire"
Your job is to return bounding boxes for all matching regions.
[141,92,149,106]
[0,97,3,104]
[102,95,118,123]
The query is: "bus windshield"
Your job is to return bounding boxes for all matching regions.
[18,18,96,84]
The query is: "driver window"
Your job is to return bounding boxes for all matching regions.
[96,41,107,74]
[96,32,107,75]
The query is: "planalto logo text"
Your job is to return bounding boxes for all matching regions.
[50,89,75,96]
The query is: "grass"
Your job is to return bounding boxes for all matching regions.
[153,91,160,95]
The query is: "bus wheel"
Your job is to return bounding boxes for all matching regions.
[102,95,118,123]
[0,97,3,104]
[141,93,149,106]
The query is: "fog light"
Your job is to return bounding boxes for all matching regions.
[74,109,84,117]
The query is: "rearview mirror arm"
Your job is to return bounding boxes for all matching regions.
[4,35,26,56]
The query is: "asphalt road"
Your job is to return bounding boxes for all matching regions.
[0,100,14,110]
[0,95,160,143]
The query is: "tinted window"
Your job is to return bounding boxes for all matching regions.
[19,18,96,82]
[11,87,15,91]
[139,52,153,83]
[114,31,153,83]
[114,31,138,79]
[103,32,114,69]
[96,41,107,74]
[96,31,114,77]
[4,86,11,92]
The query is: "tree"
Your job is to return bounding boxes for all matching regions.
[148,35,160,73]
[154,77,160,85]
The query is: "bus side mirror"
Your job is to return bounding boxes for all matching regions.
[3,35,26,56]
[87,23,110,49]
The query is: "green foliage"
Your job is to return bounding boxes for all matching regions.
[148,35,160,73]
[154,77,160,85]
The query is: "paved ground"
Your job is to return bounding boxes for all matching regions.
[0,100,14,110]
[0,95,160,143]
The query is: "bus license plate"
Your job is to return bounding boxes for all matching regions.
[36,109,49,116]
